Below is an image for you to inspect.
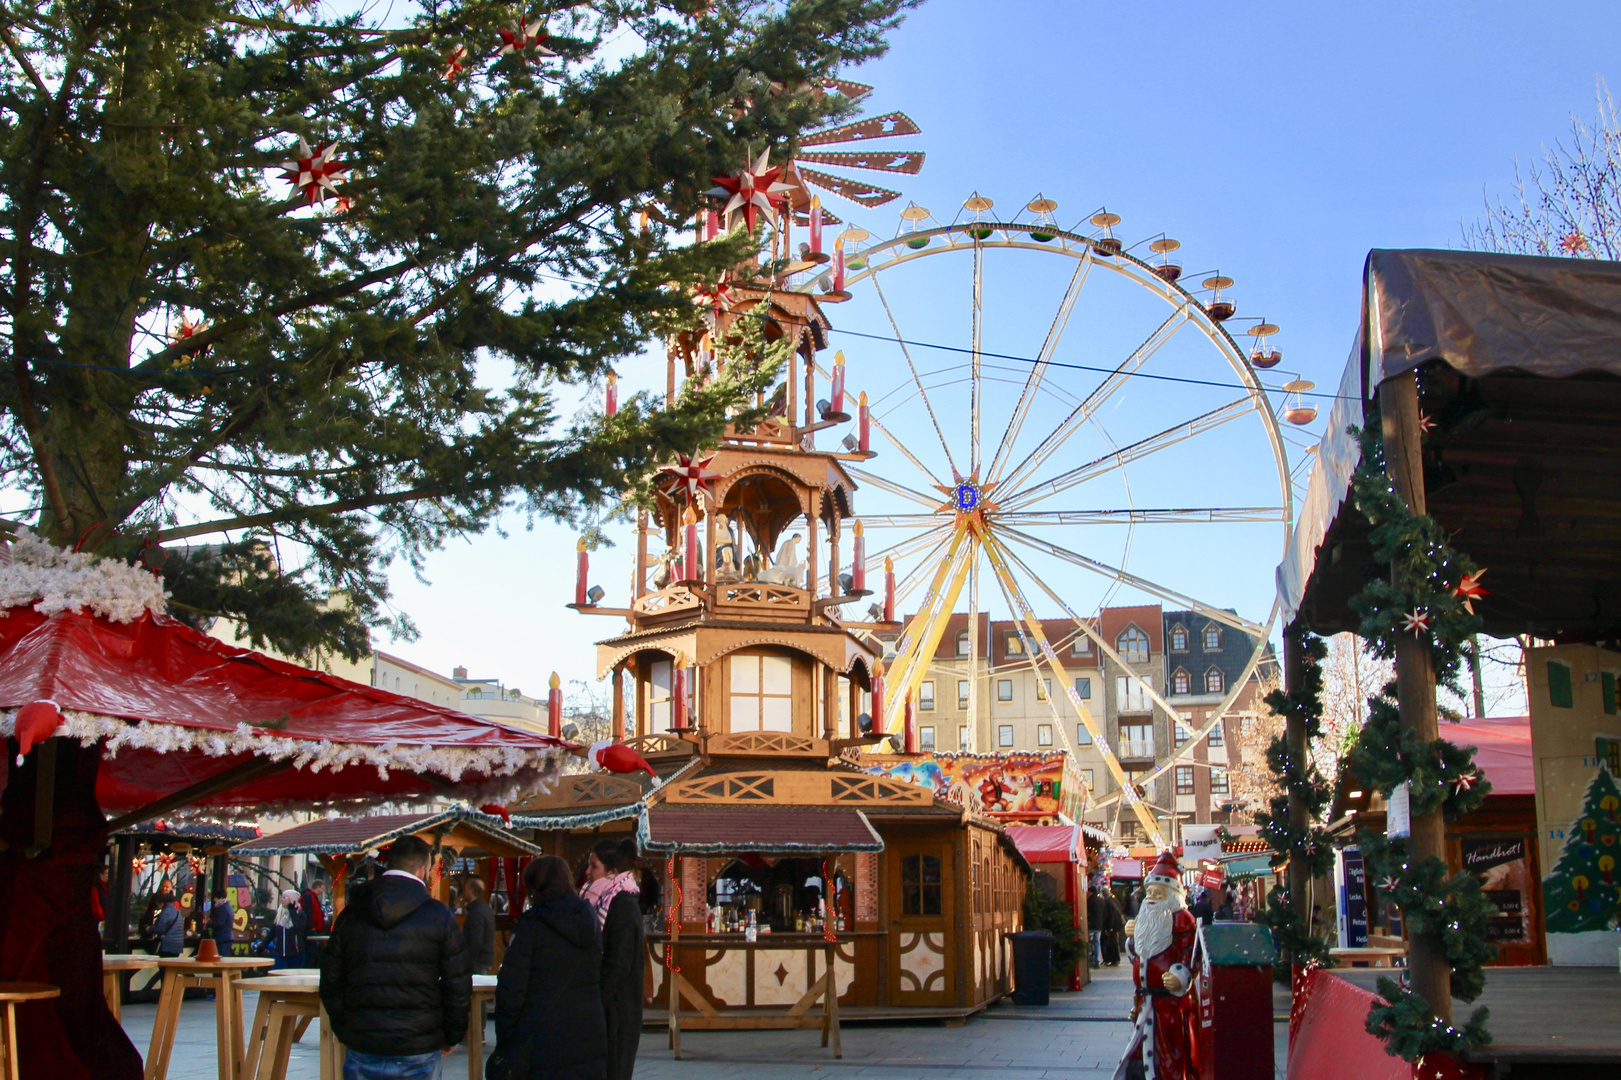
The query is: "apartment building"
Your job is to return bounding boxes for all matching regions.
[1163,610,1268,829]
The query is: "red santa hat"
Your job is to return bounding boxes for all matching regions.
[1145,849,1182,886]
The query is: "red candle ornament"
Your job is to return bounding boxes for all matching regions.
[682,504,700,584]
[575,538,590,606]
[832,238,847,293]
[858,391,870,453]
[671,653,689,730]
[704,209,720,241]
[605,370,617,417]
[808,195,824,256]
[547,672,562,738]
[829,350,846,417]
[851,520,866,594]
[904,696,919,754]
[883,555,896,622]
[870,665,886,735]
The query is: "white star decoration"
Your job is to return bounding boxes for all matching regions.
[279,138,347,206]
[706,149,794,233]
[658,451,721,501]
[498,17,555,60]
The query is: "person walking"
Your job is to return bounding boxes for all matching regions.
[321,835,471,1080]
[1101,889,1125,967]
[494,855,607,1080]
[582,839,645,1080]
[1190,887,1215,927]
[1086,886,1105,967]
[150,888,185,957]
[303,879,329,933]
[463,878,497,976]
[271,889,309,968]
[209,887,235,950]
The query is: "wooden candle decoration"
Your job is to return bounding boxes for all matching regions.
[851,520,866,594]
[883,555,896,622]
[575,538,590,605]
[858,391,870,453]
[547,671,562,738]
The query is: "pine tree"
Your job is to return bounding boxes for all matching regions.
[1542,765,1621,934]
[0,0,909,658]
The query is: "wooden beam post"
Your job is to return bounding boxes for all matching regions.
[612,667,626,742]
[1379,370,1451,1023]
[1283,625,1311,973]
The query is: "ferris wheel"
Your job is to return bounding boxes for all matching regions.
[807,194,1301,847]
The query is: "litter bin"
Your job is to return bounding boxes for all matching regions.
[1195,923,1276,1079]
[1005,930,1054,1006]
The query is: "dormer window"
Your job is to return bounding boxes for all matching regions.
[1169,625,1188,651]
[1203,625,1222,651]
[1116,625,1149,664]
[1171,668,1190,695]
[1205,667,1225,694]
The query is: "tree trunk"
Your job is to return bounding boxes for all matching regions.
[1379,371,1452,1023]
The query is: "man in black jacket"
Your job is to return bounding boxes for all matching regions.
[320,835,471,1079]
[462,878,497,975]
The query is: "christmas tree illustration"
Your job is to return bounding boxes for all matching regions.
[1543,765,1621,934]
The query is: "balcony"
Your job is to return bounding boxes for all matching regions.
[1118,734,1156,761]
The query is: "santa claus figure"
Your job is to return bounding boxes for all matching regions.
[1114,850,1201,1080]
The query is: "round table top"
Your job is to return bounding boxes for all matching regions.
[0,983,60,1002]
[101,955,162,970]
[155,957,275,971]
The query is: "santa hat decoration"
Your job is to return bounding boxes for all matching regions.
[13,699,64,765]
[588,739,657,779]
[1145,849,1182,886]
[479,803,512,823]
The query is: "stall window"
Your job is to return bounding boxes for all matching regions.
[998,725,1014,747]
[1075,724,1092,746]
[647,659,673,731]
[901,854,943,916]
[1210,767,1230,794]
[1037,724,1053,746]
[920,726,936,751]
[730,652,793,732]
[1176,766,1195,795]
[997,679,1014,701]
[919,681,936,711]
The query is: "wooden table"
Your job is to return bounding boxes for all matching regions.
[145,957,273,1080]
[0,983,59,1080]
[1329,946,1406,968]
[467,975,497,1080]
[240,974,345,1080]
[651,936,842,1060]
[102,955,160,1022]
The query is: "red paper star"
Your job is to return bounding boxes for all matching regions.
[1560,231,1590,255]
[1401,609,1431,634]
[693,279,735,325]
[131,856,147,875]
[498,17,555,61]
[1451,770,1479,795]
[170,316,209,357]
[188,854,207,876]
[1418,411,1436,434]
[706,149,794,233]
[658,451,721,501]
[279,138,348,206]
[1376,875,1400,892]
[157,852,177,874]
[1453,568,1489,614]
[443,45,468,81]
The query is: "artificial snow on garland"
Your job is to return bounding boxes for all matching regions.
[0,530,167,622]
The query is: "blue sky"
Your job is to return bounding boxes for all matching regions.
[380,0,1616,709]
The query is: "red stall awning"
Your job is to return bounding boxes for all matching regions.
[1006,824,1083,865]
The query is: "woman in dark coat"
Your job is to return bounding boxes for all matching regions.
[1101,890,1126,966]
[581,839,645,1080]
[497,856,607,1080]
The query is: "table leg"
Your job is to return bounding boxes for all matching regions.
[825,952,841,1059]
[213,974,234,1080]
[318,1001,343,1080]
[146,972,187,1080]
[263,1002,304,1080]
[103,970,122,1023]
[667,958,681,1060]
[241,993,272,1080]
[2,1002,17,1080]
[227,973,251,1080]
[466,994,484,1080]
[291,1016,312,1043]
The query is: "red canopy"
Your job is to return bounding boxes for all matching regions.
[1447,716,1533,796]
[0,606,569,813]
[1006,824,1084,865]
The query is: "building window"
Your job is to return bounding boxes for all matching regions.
[920,726,936,751]
[1209,721,1224,747]
[958,680,970,709]
[901,853,943,916]
[959,726,971,750]
[729,652,793,733]
[1210,767,1230,794]
[1082,768,1095,790]
[1075,676,1092,699]
[648,659,673,731]
[1175,766,1195,795]
[1005,631,1026,656]
[1076,724,1093,745]
[1037,678,1051,701]
[1120,721,1154,759]
[1170,625,1188,651]
[1205,668,1224,694]
[956,629,972,657]
[919,680,936,711]
[1116,676,1150,713]
[1037,724,1053,746]
[1117,625,1150,664]
[998,724,1014,748]
[1203,625,1221,651]
[1174,721,1190,748]
[997,679,1013,702]
[1171,668,1190,695]
[1071,635,1092,656]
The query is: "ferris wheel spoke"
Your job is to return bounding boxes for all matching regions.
[871,271,960,477]
[970,241,984,475]
[1002,396,1257,512]
[868,414,948,490]
[855,514,949,529]
[994,507,1289,526]
[997,308,1191,494]
[998,525,1267,638]
[847,467,945,510]
[856,525,951,579]
[985,251,1093,482]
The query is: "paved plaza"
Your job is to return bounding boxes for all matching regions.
[117,965,1290,1080]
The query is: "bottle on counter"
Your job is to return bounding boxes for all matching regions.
[745,910,758,943]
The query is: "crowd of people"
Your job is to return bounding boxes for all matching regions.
[316,835,658,1080]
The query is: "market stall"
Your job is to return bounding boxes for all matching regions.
[1006,824,1087,989]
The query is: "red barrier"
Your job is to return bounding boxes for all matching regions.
[1287,968,1483,1080]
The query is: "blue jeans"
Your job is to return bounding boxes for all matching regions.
[343,1050,442,1080]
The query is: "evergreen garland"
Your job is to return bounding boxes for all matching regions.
[1344,419,1498,1060]
[1253,624,1337,970]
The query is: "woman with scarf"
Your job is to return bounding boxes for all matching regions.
[581,839,644,1080]
[271,888,309,969]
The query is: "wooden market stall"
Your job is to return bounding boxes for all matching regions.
[1005,824,1088,990]
[1280,248,1621,1076]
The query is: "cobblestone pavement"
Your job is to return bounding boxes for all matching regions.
[119,964,1289,1079]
